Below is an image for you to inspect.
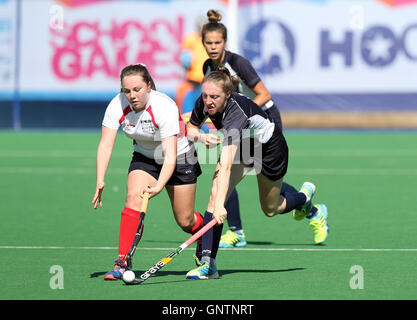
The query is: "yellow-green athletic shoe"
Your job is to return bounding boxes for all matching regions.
[293,181,316,221]
[219,230,247,248]
[186,262,220,280]
[309,204,329,244]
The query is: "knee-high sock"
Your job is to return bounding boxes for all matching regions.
[225,184,298,227]
[189,212,204,259]
[118,207,141,260]
[280,182,307,214]
[224,188,242,231]
[190,211,204,234]
[280,182,297,195]
[201,211,223,260]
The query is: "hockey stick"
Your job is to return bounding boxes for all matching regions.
[118,192,149,269]
[123,218,217,285]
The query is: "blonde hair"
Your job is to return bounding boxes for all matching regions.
[202,66,235,94]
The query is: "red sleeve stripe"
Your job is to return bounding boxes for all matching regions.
[146,105,159,128]
[178,113,187,138]
[119,105,133,124]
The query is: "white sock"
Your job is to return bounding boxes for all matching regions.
[201,256,216,268]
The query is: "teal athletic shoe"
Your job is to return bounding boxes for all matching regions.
[193,254,203,267]
[293,182,316,221]
[186,262,219,280]
[309,204,329,244]
[219,230,247,248]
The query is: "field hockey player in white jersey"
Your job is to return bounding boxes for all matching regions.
[91,64,205,280]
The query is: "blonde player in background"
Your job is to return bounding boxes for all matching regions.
[175,17,208,115]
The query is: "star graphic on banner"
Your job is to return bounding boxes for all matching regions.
[364,32,395,62]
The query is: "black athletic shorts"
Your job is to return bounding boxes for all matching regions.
[265,104,283,131]
[239,125,288,181]
[260,125,288,181]
[128,147,202,186]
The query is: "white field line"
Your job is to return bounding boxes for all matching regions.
[1,167,417,176]
[0,150,98,158]
[288,168,417,176]
[0,246,417,252]
[1,149,417,158]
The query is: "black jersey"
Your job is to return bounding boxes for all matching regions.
[190,93,275,146]
[203,51,261,101]
[190,92,288,181]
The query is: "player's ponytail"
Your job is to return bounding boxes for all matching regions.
[207,9,222,24]
[201,9,227,42]
[216,66,240,91]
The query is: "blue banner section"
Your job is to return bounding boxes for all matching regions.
[274,93,417,112]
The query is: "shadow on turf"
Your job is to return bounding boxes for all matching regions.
[90,267,305,284]
[142,240,324,246]
[247,241,323,246]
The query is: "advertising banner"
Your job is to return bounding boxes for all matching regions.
[238,0,417,110]
[0,0,17,97]
[17,0,226,100]
[3,0,417,114]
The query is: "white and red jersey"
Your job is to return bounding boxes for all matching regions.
[102,90,190,160]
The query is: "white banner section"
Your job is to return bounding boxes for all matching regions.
[239,0,417,94]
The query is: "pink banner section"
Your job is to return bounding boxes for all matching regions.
[54,0,108,7]
[378,0,417,6]
[50,16,184,82]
